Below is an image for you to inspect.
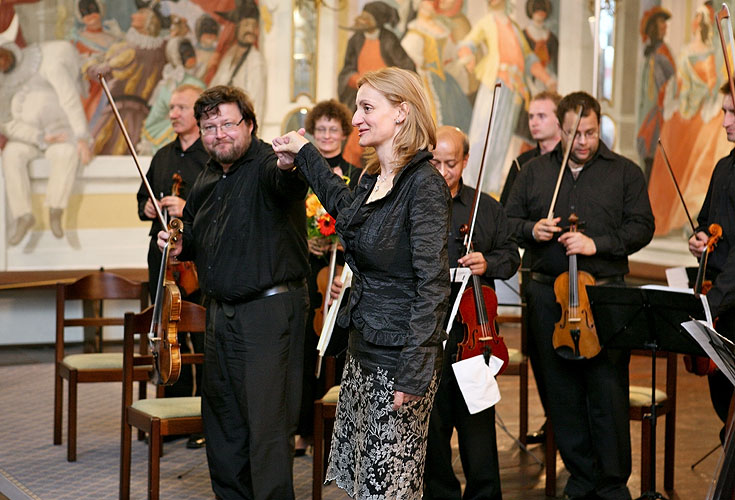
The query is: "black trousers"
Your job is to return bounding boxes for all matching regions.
[202,287,307,500]
[526,279,631,500]
[424,324,502,500]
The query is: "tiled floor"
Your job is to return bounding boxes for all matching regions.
[0,321,727,499]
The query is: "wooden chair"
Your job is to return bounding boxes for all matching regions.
[120,302,206,500]
[54,271,148,461]
[312,356,339,500]
[629,350,677,492]
[497,300,529,445]
[544,350,678,496]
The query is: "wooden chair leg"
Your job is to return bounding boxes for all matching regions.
[664,412,676,491]
[640,419,652,493]
[149,420,161,500]
[545,422,557,497]
[54,372,63,445]
[520,362,529,445]
[313,400,324,500]
[120,414,132,500]
[68,370,78,462]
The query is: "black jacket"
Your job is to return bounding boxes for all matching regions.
[295,143,451,395]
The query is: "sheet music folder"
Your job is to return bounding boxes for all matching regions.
[587,285,706,355]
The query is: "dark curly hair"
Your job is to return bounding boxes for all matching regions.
[304,99,353,137]
[194,85,257,136]
[556,91,600,125]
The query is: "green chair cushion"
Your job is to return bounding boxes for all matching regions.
[63,353,123,370]
[629,385,667,406]
[507,348,523,364]
[322,385,340,403]
[130,397,201,419]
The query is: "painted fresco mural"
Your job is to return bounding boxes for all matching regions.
[1,0,734,247]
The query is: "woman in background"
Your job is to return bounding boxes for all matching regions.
[273,67,450,499]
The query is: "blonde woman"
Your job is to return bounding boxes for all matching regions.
[273,67,450,499]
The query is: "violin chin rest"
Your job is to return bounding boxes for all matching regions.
[554,346,586,361]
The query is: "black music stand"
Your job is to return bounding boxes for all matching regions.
[587,285,706,500]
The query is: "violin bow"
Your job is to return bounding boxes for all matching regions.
[716,4,735,107]
[98,74,168,230]
[656,139,697,235]
[547,105,583,220]
[99,74,182,340]
[463,82,501,254]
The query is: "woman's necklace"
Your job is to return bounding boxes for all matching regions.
[373,172,394,193]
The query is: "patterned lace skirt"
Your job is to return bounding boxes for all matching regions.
[325,355,439,500]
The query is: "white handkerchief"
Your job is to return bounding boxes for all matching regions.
[451,355,503,414]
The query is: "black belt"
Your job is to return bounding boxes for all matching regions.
[530,272,623,286]
[255,279,306,300]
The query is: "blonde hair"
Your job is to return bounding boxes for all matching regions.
[357,68,436,175]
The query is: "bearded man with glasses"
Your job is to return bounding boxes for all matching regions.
[505,91,654,500]
[158,85,309,500]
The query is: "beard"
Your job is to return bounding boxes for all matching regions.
[206,138,248,165]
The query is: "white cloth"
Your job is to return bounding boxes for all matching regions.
[451,354,503,414]
[210,45,266,120]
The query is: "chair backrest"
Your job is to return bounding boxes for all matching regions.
[55,271,148,359]
[121,301,207,406]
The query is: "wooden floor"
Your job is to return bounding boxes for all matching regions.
[0,322,727,499]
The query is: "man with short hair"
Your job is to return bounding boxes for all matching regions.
[499,90,561,445]
[424,125,519,500]
[688,80,735,446]
[505,92,654,500]
[159,85,309,499]
[500,90,561,206]
[137,85,207,446]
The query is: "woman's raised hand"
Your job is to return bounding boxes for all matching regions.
[272,128,310,170]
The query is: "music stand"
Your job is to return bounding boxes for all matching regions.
[587,285,706,500]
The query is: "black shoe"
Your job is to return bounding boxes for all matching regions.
[294,447,307,457]
[186,433,206,449]
[526,421,547,444]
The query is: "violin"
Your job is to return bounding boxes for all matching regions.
[165,173,199,297]
[456,239,508,374]
[313,242,342,334]
[684,223,722,376]
[694,223,723,298]
[99,74,182,385]
[454,82,508,373]
[149,218,183,385]
[552,214,601,360]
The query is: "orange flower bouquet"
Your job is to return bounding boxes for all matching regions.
[306,193,337,240]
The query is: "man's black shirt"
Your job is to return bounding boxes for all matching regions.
[137,137,209,236]
[179,135,310,302]
[697,148,735,317]
[449,183,519,287]
[499,144,542,206]
[505,141,654,278]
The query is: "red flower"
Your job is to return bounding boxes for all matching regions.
[317,214,336,236]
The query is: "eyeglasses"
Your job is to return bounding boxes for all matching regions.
[561,129,599,141]
[314,127,342,135]
[200,117,244,136]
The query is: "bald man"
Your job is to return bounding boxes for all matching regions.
[424,126,520,500]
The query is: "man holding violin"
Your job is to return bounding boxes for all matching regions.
[688,79,735,444]
[158,85,310,500]
[424,126,520,500]
[505,92,654,500]
[137,84,208,448]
